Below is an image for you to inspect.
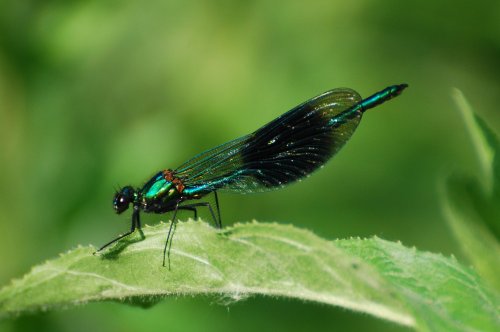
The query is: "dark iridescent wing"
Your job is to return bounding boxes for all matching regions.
[175,88,363,193]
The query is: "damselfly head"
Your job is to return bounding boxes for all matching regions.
[113,186,135,214]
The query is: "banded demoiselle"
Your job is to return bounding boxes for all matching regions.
[96,84,408,266]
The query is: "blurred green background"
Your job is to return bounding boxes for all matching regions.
[0,0,499,331]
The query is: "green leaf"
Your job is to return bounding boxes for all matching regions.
[451,89,496,192]
[442,89,500,291]
[443,175,500,290]
[1,221,498,332]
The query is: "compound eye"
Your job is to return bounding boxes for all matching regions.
[113,186,134,214]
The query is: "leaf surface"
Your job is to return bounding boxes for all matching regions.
[1,221,498,331]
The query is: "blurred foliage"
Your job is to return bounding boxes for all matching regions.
[443,90,500,291]
[0,0,499,331]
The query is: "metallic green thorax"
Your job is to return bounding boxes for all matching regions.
[138,172,183,212]
[142,173,173,199]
